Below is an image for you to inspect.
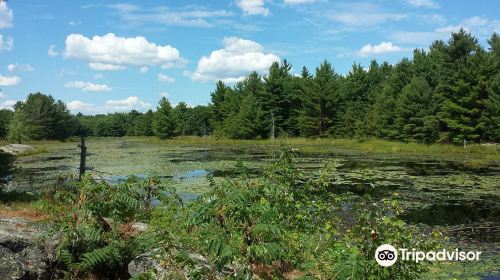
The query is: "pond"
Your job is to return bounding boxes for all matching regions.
[1,137,499,266]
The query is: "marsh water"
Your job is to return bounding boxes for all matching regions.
[1,138,499,258]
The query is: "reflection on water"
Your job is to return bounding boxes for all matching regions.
[173,169,210,181]
[404,203,500,226]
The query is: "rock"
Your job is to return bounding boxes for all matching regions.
[128,252,159,278]
[128,249,235,279]
[0,144,37,155]
[0,217,58,279]
[0,247,25,280]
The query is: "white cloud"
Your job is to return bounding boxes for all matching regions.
[390,16,500,45]
[157,73,175,83]
[0,92,6,98]
[0,2,13,29]
[405,0,440,9]
[160,92,169,98]
[63,33,184,71]
[329,12,406,26]
[68,20,82,26]
[105,96,152,112]
[283,0,317,4]
[0,74,20,86]
[89,63,126,71]
[319,3,407,28]
[7,63,34,72]
[236,0,270,16]
[435,16,500,37]
[65,81,112,92]
[68,96,152,114]
[107,4,233,28]
[48,45,58,57]
[358,42,406,56]
[188,37,279,83]
[139,66,149,73]
[0,100,16,110]
[93,73,104,79]
[67,100,99,113]
[0,34,13,51]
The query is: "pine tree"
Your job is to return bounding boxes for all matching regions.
[298,60,339,136]
[153,97,176,139]
[8,109,33,143]
[480,33,500,142]
[395,77,439,142]
[0,109,13,139]
[436,29,486,143]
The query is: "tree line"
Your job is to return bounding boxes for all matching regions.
[0,29,498,144]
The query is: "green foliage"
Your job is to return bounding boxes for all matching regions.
[8,93,74,141]
[7,108,33,143]
[145,144,442,279]
[395,77,439,143]
[41,175,169,278]
[298,60,339,136]
[0,109,13,139]
[153,97,176,139]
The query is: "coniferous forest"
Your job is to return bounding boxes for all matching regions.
[1,29,499,144]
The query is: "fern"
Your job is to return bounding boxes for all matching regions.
[77,244,121,271]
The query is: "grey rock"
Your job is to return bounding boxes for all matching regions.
[0,144,37,155]
[0,217,58,279]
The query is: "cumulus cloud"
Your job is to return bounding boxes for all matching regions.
[405,0,440,9]
[68,96,152,114]
[139,67,149,73]
[65,81,112,92]
[7,63,34,72]
[0,74,21,86]
[63,33,184,71]
[67,101,99,113]
[0,99,17,110]
[358,42,406,56]
[236,0,270,16]
[0,34,13,52]
[106,96,152,112]
[0,2,13,29]
[188,37,279,83]
[157,73,175,83]
[0,92,6,98]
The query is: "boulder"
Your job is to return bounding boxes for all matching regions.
[0,144,37,155]
[0,217,58,279]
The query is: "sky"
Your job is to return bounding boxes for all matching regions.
[0,0,499,114]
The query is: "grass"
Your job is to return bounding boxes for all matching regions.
[3,136,498,165]
[122,136,500,166]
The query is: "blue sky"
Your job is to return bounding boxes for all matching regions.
[0,0,499,114]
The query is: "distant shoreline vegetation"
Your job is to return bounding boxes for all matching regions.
[0,29,498,145]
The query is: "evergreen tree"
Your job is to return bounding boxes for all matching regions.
[480,33,500,142]
[153,98,176,139]
[0,109,13,139]
[395,77,439,142]
[436,29,486,143]
[298,60,339,136]
[8,109,33,143]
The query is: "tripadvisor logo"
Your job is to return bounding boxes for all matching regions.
[374,244,481,267]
